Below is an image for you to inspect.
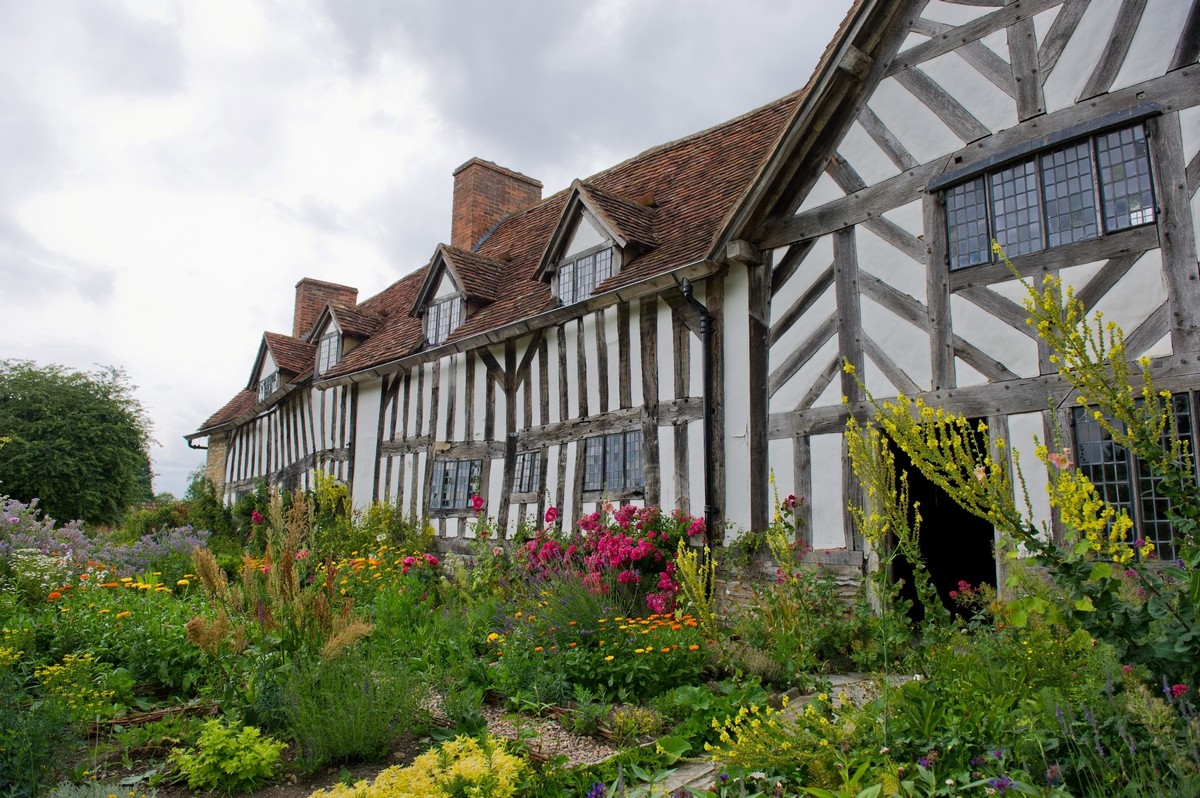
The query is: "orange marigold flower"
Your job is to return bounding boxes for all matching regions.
[661,647,671,653]
[115,611,132,620]
[534,646,544,652]
[688,644,700,651]
[47,591,62,600]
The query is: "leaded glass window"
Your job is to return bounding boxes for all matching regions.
[1096,125,1156,230]
[512,451,542,494]
[582,430,644,492]
[946,177,990,270]
[557,247,614,305]
[990,159,1043,257]
[316,332,341,375]
[257,371,279,402]
[1041,140,1098,247]
[429,459,481,510]
[426,296,464,346]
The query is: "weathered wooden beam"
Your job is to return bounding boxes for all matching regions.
[835,228,866,404]
[617,302,632,410]
[792,434,814,546]
[894,67,992,143]
[958,286,1040,339]
[1147,112,1200,350]
[1074,253,1140,312]
[1080,0,1149,100]
[953,335,1020,382]
[863,332,922,394]
[796,356,841,412]
[595,310,610,415]
[770,239,817,298]
[857,105,919,171]
[1008,15,1045,120]
[860,267,931,331]
[770,263,836,346]
[1124,302,1171,355]
[1170,0,1200,71]
[888,0,1062,77]
[513,328,545,391]
[908,17,1017,97]
[640,296,661,508]
[769,312,839,397]
[1038,0,1089,75]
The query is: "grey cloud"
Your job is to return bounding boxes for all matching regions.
[76,2,185,94]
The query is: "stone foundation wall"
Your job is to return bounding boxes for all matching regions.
[713,547,867,616]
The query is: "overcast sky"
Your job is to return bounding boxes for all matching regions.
[0,0,852,499]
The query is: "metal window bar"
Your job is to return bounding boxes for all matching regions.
[946,176,990,270]
[583,437,604,491]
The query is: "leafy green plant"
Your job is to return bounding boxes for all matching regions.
[609,705,664,747]
[46,783,158,798]
[168,719,286,793]
[562,684,612,737]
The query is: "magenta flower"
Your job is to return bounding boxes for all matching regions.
[251,510,264,525]
[1171,683,1188,698]
[544,506,558,524]
[471,494,485,512]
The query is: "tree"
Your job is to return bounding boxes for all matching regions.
[0,360,153,525]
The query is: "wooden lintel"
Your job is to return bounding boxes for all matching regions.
[724,239,760,266]
[838,44,874,82]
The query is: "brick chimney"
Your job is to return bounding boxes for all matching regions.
[451,158,542,251]
[293,278,358,339]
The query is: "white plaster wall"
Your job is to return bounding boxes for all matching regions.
[1091,249,1166,341]
[897,30,929,54]
[920,51,1016,135]
[687,420,704,515]
[257,350,277,382]
[951,293,1040,377]
[1042,0,1121,113]
[860,295,934,391]
[1031,5,1063,48]
[1055,261,1107,297]
[770,236,833,316]
[795,172,845,215]
[1111,0,1194,93]
[955,358,989,387]
[1144,333,1172,359]
[1181,106,1200,164]
[657,295,675,403]
[868,76,963,163]
[721,267,754,532]
[882,199,925,240]
[767,438,792,504]
[565,215,606,257]
[605,306,621,411]
[628,300,644,408]
[1192,189,1200,264]
[1006,412,1053,540]
[689,282,707,398]
[436,359,451,440]
[563,322,580,420]
[433,271,458,299]
[452,355,468,440]
[769,318,841,414]
[809,433,846,549]
[855,225,926,302]
[413,451,427,512]
[657,424,676,511]
[863,352,899,398]
[814,370,845,408]
[546,327,563,425]
[838,120,901,186]
[546,444,561,508]
[582,313,602,416]
[979,29,1009,63]
[561,441,578,523]
[770,282,836,372]
[351,381,382,509]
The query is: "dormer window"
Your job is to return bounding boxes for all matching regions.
[316,332,341,375]
[426,295,464,345]
[557,246,613,306]
[257,371,279,402]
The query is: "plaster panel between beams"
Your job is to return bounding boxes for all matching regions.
[582,313,602,418]
[1007,412,1053,534]
[863,356,900,400]
[769,334,841,415]
[855,225,927,303]
[867,76,964,164]
[809,433,846,550]
[1111,0,1194,93]
[1032,5,1063,50]
[546,327,563,426]
[860,295,934,390]
[770,282,837,370]
[955,358,989,387]
[979,29,1011,64]
[658,294,677,405]
[1192,191,1200,264]
[771,236,834,315]
[1143,333,1172,359]
[922,0,995,27]
[795,172,845,215]
[627,300,644,408]
[657,426,678,522]
[951,293,1041,376]
[839,120,902,186]
[1042,0,1123,113]
[1056,261,1108,298]
[1090,249,1167,343]
[1181,107,1200,165]
[897,30,931,54]
[814,367,846,408]
[882,199,925,239]
[920,50,1016,135]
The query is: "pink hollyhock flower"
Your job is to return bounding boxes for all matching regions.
[251,510,264,525]
[544,506,558,525]
[424,553,439,567]
[1046,450,1073,470]
[617,569,639,585]
[471,494,485,512]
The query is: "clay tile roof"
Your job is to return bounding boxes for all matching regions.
[197,388,256,432]
[576,181,658,249]
[331,306,382,339]
[440,246,512,303]
[320,268,428,380]
[263,332,316,382]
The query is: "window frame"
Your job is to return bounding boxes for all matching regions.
[428,458,482,513]
[316,331,341,375]
[257,370,279,402]
[942,122,1156,271]
[581,430,644,499]
[1070,391,1198,561]
[511,450,543,497]
[425,295,464,346]
[556,245,615,306]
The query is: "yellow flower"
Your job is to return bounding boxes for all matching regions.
[604,655,614,662]
[115,611,131,620]
[176,579,189,586]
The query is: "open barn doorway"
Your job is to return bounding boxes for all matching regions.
[888,432,997,624]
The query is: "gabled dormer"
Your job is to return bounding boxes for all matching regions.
[534,180,658,306]
[250,332,316,405]
[411,244,508,347]
[307,305,381,377]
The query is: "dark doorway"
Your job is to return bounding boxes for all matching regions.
[889,433,997,624]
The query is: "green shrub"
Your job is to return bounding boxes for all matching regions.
[0,650,77,798]
[169,719,286,792]
[283,647,427,772]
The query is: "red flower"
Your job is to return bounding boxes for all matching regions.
[251,510,264,525]
[1172,683,1189,699]
[424,553,439,567]
[471,494,485,512]
[544,506,559,525]
[47,591,62,600]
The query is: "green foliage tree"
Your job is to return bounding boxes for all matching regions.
[0,360,152,525]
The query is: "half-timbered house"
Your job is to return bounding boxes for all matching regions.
[190,0,1200,593]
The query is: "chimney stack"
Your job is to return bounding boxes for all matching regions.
[451,158,542,251]
[293,278,358,339]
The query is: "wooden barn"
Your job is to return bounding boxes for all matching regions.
[190,0,1200,595]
